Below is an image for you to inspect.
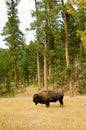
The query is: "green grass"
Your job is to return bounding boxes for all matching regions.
[0,95,86,130]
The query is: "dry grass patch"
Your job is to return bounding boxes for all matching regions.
[0,95,86,130]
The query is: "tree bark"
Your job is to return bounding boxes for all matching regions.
[37,40,41,89]
[44,40,48,90]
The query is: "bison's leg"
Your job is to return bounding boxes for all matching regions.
[45,101,50,107]
[58,96,64,106]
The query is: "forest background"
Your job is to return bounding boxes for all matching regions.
[0,0,86,97]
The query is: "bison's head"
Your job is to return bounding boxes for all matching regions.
[33,94,39,105]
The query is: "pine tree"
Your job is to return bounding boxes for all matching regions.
[31,0,66,89]
[2,0,25,87]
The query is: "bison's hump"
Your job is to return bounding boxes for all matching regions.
[37,90,63,100]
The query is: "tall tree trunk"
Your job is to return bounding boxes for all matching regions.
[37,39,41,89]
[35,0,41,89]
[62,0,73,96]
[44,4,48,90]
[13,45,18,87]
[44,40,48,90]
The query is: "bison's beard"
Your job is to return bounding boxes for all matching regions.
[34,100,38,105]
[33,94,39,105]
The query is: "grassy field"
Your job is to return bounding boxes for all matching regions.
[0,90,86,130]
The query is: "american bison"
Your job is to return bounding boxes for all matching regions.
[33,90,64,107]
